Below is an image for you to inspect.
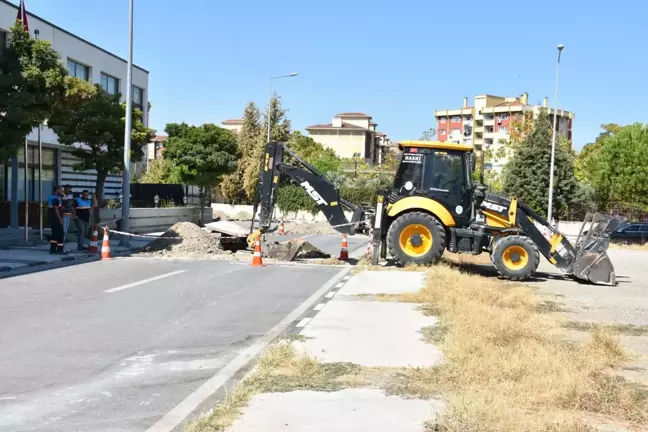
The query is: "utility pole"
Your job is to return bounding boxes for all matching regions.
[547,44,564,224]
[120,0,134,246]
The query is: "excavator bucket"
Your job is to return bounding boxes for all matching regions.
[570,213,623,285]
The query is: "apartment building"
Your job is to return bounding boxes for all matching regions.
[306,112,390,165]
[221,119,244,134]
[0,0,149,227]
[434,93,574,171]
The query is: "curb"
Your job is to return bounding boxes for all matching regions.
[0,247,140,280]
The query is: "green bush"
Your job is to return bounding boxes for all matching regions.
[276,185,319,215]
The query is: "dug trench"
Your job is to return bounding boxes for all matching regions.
[187,262,648,432]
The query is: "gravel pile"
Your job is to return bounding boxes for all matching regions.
[141,222,228,258]
[281,221,340,236]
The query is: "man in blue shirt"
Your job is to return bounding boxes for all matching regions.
[47,185,65,254]
[74,190,92,251]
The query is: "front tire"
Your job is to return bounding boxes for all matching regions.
[491,235,540,281]
[387,212,446,267]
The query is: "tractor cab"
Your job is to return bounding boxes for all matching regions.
[391,141,476,227]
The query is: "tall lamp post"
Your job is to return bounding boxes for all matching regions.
[267,73,297,143]
[547,43,564,224]
[35,29,43,241]
[120,0,134,246]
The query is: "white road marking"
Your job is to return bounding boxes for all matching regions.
[335,282,345,288]
[145,267,350,432]
[313,303,326,311]
[325,291,336,299]
[343,275,351,280]
[104,270,187,293]
[0,396,17,401]
[295,318,312,328]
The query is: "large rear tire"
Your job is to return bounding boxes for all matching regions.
[387,212,446,267]
[491,235,540,281]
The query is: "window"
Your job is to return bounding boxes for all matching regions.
[67,59,90,80]
[451,128,460,134]
[499,126,509,133]
[439,129,446,135]
[485,126,494,133]
[641,225,648,232]
[620,225,640,233]
[100,73,119,95]
[497,113,509,120]
[451,116,461,123]
[463,115,472,121]
[5,146,57,202]
[132,86,144,108]
[423,151,464,196]
[439,118,446,124]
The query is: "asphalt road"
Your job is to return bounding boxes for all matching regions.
[0,258,344,432]
[265,233,368,259]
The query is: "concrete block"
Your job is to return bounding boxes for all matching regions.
[339,270,426,296]
[228,389,444,432]
[296,300,443,367]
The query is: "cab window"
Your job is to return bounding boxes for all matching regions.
[423,151,464,196]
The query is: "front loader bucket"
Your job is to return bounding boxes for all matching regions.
[570,213,623,286]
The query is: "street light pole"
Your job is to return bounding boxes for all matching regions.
[547,44,564,224]
[120,0,134,246]
[267,73,297,143]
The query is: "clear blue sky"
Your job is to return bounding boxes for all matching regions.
[15,0,648,149]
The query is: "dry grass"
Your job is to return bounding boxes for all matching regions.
[389,264,648,431]
[185,343,390,432]
[609,242,648,251]
[564,321,648,337]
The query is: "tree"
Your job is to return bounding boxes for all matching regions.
[0,22,91,161]
[138,157,180,184]
[220,102,263,203]
[49,84,153,203]
[574,123,621,184]
[243,95,291,201]
[503,113,578,219]
[163,123,240,224]
[586,123,648,208]
[285,132,341,174]
[420,127,436,140]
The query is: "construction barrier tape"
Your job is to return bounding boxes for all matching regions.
[104,228,165,239]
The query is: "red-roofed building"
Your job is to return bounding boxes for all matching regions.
[434,93,574,172]
[306,112,391,165]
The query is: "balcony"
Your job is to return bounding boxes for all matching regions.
[483,118,495,126]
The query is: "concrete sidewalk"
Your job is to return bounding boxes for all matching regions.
[0,235,155,274]
[227,270,445,432]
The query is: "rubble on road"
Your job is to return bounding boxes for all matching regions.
[140,222,231,258]
[264,238,331,261]
[281,221,341,236]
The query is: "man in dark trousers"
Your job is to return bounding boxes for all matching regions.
[74,190,92,251]
[47,185,65,254]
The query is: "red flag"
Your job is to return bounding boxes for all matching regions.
[16,0,30,34]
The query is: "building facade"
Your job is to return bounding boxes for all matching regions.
[0,0,149,227]
[221,119,244,134]
[434,93,574,171]
[306,112,390,165]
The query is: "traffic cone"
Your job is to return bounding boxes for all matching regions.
[251,234,265,267]
[87,225,99,254]
[278,221,286,235]
[101,227,112,260]
[339,234,349,261]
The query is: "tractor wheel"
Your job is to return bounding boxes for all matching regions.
[387,212,446,267]
[491,235,540,281]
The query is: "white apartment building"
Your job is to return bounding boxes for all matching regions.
[221,119,244,134]
[0,0,149,227]
[435,93,574,172]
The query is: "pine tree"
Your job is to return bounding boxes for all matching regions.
[503,113,578,220]
[220,102,262,203]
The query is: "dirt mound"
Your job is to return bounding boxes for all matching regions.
[281,221,340,236]
[142,222,227,257]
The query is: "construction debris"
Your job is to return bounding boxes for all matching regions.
[264,238,330,261]
[141,222,228,257]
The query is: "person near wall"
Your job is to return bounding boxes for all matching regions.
[47,185,65,254]
[61,185,76,245]
[74,190,92,251]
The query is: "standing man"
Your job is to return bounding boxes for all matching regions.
[47,185,65,254]
[61,185,75,246]
[74,190,92,251]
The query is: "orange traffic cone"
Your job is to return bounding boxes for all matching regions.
[278,221,286,235]
[251,234,265,267]
[101,227,112,260]
[339,234,349,261]
[87,225,99,254]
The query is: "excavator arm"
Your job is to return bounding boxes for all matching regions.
[249,142,367,242]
